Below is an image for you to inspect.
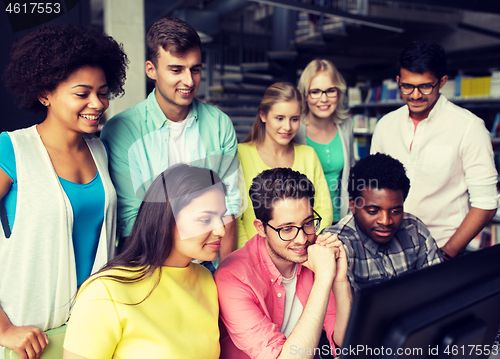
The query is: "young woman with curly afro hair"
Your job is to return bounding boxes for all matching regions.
[0,23,128,359]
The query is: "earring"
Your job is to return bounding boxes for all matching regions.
[43,101,46,106]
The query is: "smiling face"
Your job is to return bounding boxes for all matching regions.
[167,187,227,267]
[146,47,201,121]
[397,68,447,121]
[306,71,338,121]
[350,187,404,244]
[256,197,316,276]
[42,66,108,133]
[261,100,301,146]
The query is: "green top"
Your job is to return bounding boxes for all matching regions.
[307,132,344,222]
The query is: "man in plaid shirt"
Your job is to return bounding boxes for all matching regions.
[323,153,443,291]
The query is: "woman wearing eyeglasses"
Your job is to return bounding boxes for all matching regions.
[236,82,332,249]
[297,59,354,224]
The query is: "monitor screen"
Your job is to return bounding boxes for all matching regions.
[340,244,500,359]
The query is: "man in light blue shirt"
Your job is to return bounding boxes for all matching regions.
[101,17,239,265]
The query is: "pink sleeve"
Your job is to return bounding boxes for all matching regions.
[215,268,286,359]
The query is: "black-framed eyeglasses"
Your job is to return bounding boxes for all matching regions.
[264,210,322,241]
[309,87,338,99]
[399,81,440,95]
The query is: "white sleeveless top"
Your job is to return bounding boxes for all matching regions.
[0,125,116,333]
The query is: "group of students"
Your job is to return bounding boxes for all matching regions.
[0,13,498,359]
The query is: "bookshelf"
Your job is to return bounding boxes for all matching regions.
[469,213,500,251]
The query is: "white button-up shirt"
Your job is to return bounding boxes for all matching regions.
[371,95,498,246]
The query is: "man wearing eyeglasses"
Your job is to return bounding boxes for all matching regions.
[214,167,352,359]
[371,40,498,260]
[323,154,443,292]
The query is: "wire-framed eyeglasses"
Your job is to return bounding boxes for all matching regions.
[309,87,338,99]
[399,81,440,95]
[265,210,322,241]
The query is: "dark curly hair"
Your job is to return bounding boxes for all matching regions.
[3,23,128,113]
[249,167,315,224]
[397,41,447,80]
[348,153,410,201]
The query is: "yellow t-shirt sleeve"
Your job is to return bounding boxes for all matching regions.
[312,150,334,229]
[64,279,122,359]
[236,143,257,248]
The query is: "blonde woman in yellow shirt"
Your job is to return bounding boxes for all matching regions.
[63,164,226,359]
[237,82,333,249]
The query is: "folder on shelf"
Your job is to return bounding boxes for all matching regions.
[491,112,500,137]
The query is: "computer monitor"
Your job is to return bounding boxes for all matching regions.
[340,244,500,359]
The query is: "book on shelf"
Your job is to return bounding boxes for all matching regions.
[466,224,500,251]
[351,114,378,134]
[380,82,387,102]
[440,79,455,99]
[380,79,399,102]
[454,75,462,98]
[364,86,382,103]
[491,71,500,98]
[369,117,378,132]
[353,137,368,160]
[490,112,500,137]
[364,87,372,104]
[452,73,498,99]
[352,114,368,133]
[361,79,403,104]
[461,76,491,98]
[348,87,362,106]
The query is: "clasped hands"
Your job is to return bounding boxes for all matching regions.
[302,232,348,283]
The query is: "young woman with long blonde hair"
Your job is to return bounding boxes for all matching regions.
[297,60,354,223]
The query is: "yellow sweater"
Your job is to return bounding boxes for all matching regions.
[64,264,219,359]
[237,142,333,248]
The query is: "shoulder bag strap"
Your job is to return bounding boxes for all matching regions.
[0,200,11,238]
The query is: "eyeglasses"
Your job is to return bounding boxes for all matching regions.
[264,210,322,241]
[399,81,441,95]
[309,87,338,99]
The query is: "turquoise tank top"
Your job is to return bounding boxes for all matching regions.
[307,132,344,222]
[0,132,105,286]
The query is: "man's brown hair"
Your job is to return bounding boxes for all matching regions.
[146,17,201,66]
